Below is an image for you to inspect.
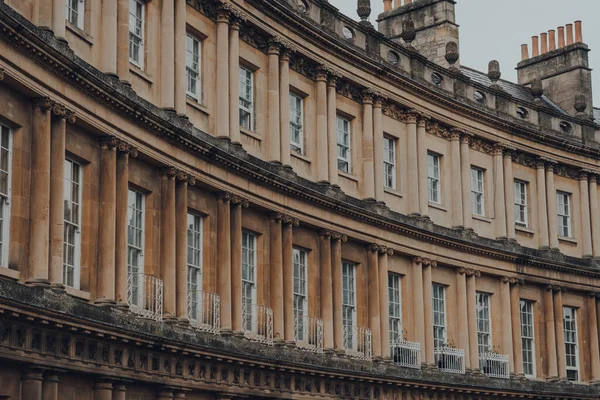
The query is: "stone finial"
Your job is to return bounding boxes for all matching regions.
[530,78,544,100]
[574,93,587,116]
[357,0,372,27]
[401,19,416,48]
[444,41,459,70]
[488,60,501,88]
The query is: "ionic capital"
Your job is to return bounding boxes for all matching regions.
[319,229,332,239]
[361,88,375,105]
[368,243,379,253]
[542,157,558,170]
[163,166,178,178]
[579,169,591,181]
[552,285,566,293]
[404,110,420,124]
[377,245,393,256]
[231,195,249,208]
[587,291,598,298]
[503,146,516,159]
[412,256,422,265]
[544,284,554,292]
[282,214,299,226]
[216,191,233,203]
[99,135,119,149]
[459,131,473,145]
[216,3,233,23]
[465,268,480,277]
[269,212,283,223]
[492,142,505,156]
[331,232,347,242]
[117,140,138,157]
[422,258,432,267]
[33,96,53,112]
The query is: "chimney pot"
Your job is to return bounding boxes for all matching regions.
[575,20,583,43]
[384,0,392,12]
[558,26,565,48]
[532,36,540,57]
[394,0,401,8]
[540,32,548,54]
[566,23,574,45]
[405,0,412,4]
[521,44,529,61]
[548,30,556,51]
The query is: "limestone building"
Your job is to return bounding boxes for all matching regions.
[0,0,600,398]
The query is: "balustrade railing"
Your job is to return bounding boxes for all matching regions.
[344,326,372,361]
[242,303,273,345]
[479,352,510,379]
[391,339,421,369]
[187,290,220,334]
[127,273,163,321]
[294,315,323,353]
[434,347,465,374]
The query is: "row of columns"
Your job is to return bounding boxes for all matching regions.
[315,68,341,185]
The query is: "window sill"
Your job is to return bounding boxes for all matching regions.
[66,22,94,45]
[65,286,91,301]
[240,127,262,141]
[558,235,578,244]
[428,201,447,212]
[472,214,491,224]
[0,267,19,280]
[384,187,403,198]
[291,151,311,164]
[186,97,210,115]
[338,171,358,182]
[130,64,154,84]
[515,225,535,235]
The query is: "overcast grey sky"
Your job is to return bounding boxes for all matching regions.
[328,0,600,107]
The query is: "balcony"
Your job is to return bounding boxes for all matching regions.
[127,273,163,321]
[242,304,273,345]
[391,339,421,369]
[479,352,510,379]
[344,326,372,361]
[434,347,465,374]
[294,315,324,353]
[187,290,221,334]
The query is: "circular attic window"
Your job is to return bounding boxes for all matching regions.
[559,121,573,134]
[473,91,485,104]
[387,51,400,65]
[516,107,529,119]
[431,72,443,86]
[342,26,354,41]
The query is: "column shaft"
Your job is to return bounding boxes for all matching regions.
[378,250,391,359]
[282,221,294,343]
[536,161,550,248]
[113,384,127,400]
[174,0,187,113]
[494,148,507,239]
[466,274,479,371]
[279,52,291,167]
[507,280,520,376]
[267,45,281,162]
[503,152,516,240]
[406,118,419,215]
[373,99,384,202]
[580,174,592,257]
[554,290,567,380]
[175,180,189,320]
[101,0,118,75]
[331,237,344,352]
[115,151,130,305]
[412,258,425,365]
[327,78,338,186]
[52,0,66,38]
[422,261,434,366]
[450,133,463,228]
[49,116,66,286]
[216,13,230,138]
[160,0,175,108]
[319,232,333,350]
[217,194,232,332]
[117,0,130,83]
[417,119,428,217]
[231,202,243,333]
[315,73,328,183]
[229,20,241,143]
[367,246,381,358]
[461,135,472,229]
[590,176,600,257]
[587,293,600,382]
[362,96,375,200]
[456,271,469,369]
[161,173,177,319]
[544,287,558,380]
[22,369,43,400]
[546,165,559,249]
[269,215,284,341]
[42,374,59,400]
[93,381,113,400]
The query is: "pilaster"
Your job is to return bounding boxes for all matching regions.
[503,147,516,240]
[269,212,284,343]
[282,215,299,344]
[267,39,282,163]
[417,116,429,218]
[422,258,436,367]
[536,158,550,249]
[279,47,293,167]
[229,17,242,144]
[231,195,249,334]
[579,170,593,257]
[493,144,507,239]
[450,129,463,228]
[545,159,559,249]
[367,243,381,359]
[362,90,375,201]
[460,133,473,230]
[216,6,231,139]
[378,245,393,360]
[544,284,558,380]
[319,230,333,351]
[405,111,419,216]
[327,70,341,187]
[216,191,233,333]
[315,68,329,184]
[161,167,177,321]
[331,231,347,353]
[373,96,385,203]
[411,256,425,365]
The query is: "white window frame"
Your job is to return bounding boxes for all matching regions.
[514,180,528,227]
[129,0,145,68]
[289,93,304,154]
[557,191,572,237]
[0,124,12,268]
[563,306,579,381]
[239,66,254,131]
[187,213,203,321]
[383,136,397,190]
[476,292,492,355]
[127,189,145,306]
[65,0,85,29]
[342,261,357,350]
[293,247,308,340]
[186,34,201,101]
[388,273,402,344]
[520,299,536,378]
[432,284,447,348]
[242,230,257,329]
[337,116,351,173]
[428,152,441,204]
[471,167,485,216]
[63,159,83,289]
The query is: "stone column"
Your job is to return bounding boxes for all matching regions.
[22,369,44,400]
[42,373,59,400]
[267,40,281,162]
[450,130,463,228]
[546,160,559,249]
[216,8,230,139]
[216,192,232,333]
[96,137,118,303]
[331,232,346,352]
[157,388,174,400]
[175,174,192,321]
[589,175,600,258]
[579,171,593,257]
[160,0,175,109]
[101,0,118,76]
[378,247,393,360]
[461,134,473,230]
[161,168,177,321]
[503,148,516,240]
[94,380,113,400]
[544,285,558,380]
[362,91,375,200]
[456,268,470,370]
[315,69,329,183]
[319,230,334,351]
[422,259,435,367]
[406,113,419,216]
[587,292,600,383]
[174,0,187,114]
[466,271,479,372]
[231,196,247,334]
[367,244,381,359]
[412,257,425,365]
[269,213,284,343]
[52,0,66,39]
[117,0,130,84]
[536,159,550,249]
[500,278,513,375]
[113,384,127,400]
[27,99,53,286]
[493,144,507,239]
[327,73,339,186]
[115,144,136,306]
[49,106,69,287]
[417,117,429,218]
[373,97,385,203]
[229,18,241,144]
[509,279,523,377]
[279,48,292,167]
[282,216,298,344]
[553,288,567,381]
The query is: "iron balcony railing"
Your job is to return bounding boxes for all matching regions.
[242,303,273,345]
[294,315,324,353]
[344,326,372,361]
[127,273,163,321]
[187,290,221,334]
[391,339,421,369]
[434,346,466,374]
[479,352,510,379]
